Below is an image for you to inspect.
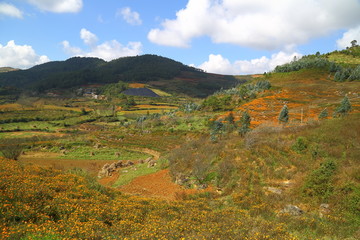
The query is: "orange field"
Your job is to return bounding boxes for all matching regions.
[128,83,146,88]
[219,70,360,127]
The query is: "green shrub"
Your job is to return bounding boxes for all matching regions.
[0,138,27,160]
[238,111,251,136]
[292,137,308,153]
[278,105,289,123]
[318,108,328,119]
[334,96,352,117]
[302,159,337,200]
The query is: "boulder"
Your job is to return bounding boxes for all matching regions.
[265,187,282,195]
[145,157,153,163]
[98,163,117,178]
[174,174,189,186]
[98,163,110,178]
[147,160,157,168]
[125,160,134,167]
[280,205,304,216]
[115,160,124,168]
[319,203,330,217]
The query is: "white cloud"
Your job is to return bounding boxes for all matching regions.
[80,28,98,46]
[0,2,23,18]
[198,51,302,75]
[117,7,142,25]
[0,40,50,69]
[61,40,82,55]
[82,41,142,61]
[26,0,83,13]
[336,25,360,49]
[62,29,142,61]
[148,0,360,50]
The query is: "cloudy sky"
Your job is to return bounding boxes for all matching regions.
[1,0,360,75]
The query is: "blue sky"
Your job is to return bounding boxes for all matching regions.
[1,0,360,75]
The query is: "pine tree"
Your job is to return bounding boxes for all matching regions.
[209,120,224,142]
[239,111,251,136]
[278,105,289,123]
[226,112,235,125]
[318,108,328,119]
[334,96,352,117]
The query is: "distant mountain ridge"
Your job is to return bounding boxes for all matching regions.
[0,55,238,97]
[0,67,19,73]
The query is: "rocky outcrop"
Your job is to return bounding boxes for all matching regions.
[97,158,159,178]
[319,203,330,217]
[98,160,135,178]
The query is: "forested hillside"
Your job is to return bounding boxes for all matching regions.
[0,55,237,97]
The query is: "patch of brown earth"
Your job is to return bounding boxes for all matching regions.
[118,169,198,201]
[98,171,120,186]
[19,153,109,176]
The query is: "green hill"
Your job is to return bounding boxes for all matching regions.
[0,55,238,97]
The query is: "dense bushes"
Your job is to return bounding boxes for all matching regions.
[274,56,336,73]
[201,80,271,111]
[274,53,360,81]
[334,65,360,82]
[0,139,25,160]
[302,159,337,200]
[201,95,232,111]
[214,80,271,98]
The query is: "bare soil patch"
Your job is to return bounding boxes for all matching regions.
[19,152,111,176]
[118,169,198,200]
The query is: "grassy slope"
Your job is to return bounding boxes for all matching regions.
[218,69,360,126]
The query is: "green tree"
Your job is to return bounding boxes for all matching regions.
[334,96,352,117]
[238,111,251,136]
[0,139,25,160]
[318,108,328,119]
[351,40,358,48]
[226,112,235,125]
[209,120,224,142]
[278,105,289,123]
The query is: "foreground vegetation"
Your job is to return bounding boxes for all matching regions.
[0,116,359,239]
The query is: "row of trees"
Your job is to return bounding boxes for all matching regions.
[278,96,352,123]
[209,111,252,142]
[334,65,360,82]
[202,80,272,111]
[274,55,338,73]
[208,96,352,142]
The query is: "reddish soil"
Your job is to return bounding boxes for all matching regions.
[118,169,199,201]
[98,171,120,186]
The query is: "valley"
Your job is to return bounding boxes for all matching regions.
[0,50,359,239]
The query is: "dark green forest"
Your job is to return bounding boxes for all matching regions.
[0,55,237,97]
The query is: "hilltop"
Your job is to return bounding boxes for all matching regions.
[0,54,238,97]
[0,67,19,73]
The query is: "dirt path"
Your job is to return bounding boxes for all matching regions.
[122,147,160,160]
